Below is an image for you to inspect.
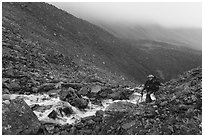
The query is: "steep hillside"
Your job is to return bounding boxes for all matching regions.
[2,2,202,135]
[2,2,201,83]
[2,25,132,93]
[3,63,201,134]
[96,67,202,135]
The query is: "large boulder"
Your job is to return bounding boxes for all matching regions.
[59,87,89,109]
[2,98,41,135]
[78,86,90,96]
[3,69,25,79]
[70,98,89,109]
[59,87,78,101]
[108,88,133,100]
[105,101,140,115]
[61,83,83,90]
[46,106,74,120]
[97,88,113,99]
[35,83,57,93]
[91,85,102,93]
[2,88,10,94]
[108,92,122,100]
[7,80,21,92]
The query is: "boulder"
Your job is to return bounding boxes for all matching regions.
[81,116,96,126]
[70,98,89,109]
[3,69,25,78]
[108,88,133,100]
[2,94,11,100]
[95,110,104,117]
[33,105,52,112]
[36,83,56,93]
[59,87,77,101]
[2,98,41,135]
[94,110,104,123]
[47,89,61,97]
[59,87,88,109]
[48,110,58,120]
[78,129,93,135]
[61,83,83,90]
[60,107,73,116]
[91,85,101,93]
[122,121,136,130]
[47,106,74,120]
[108,92,122,100]
[84,76,103,83]
[2,78,10,87]
[8,81,21,91]
[43,123,57,134]
[3,69,15,78]
[78,86,90,96]
[97,88,113,98]
[105,101,139,115]
[75,122,85,130]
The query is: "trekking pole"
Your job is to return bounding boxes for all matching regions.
[141,94,143,102]
[140,89,144,102]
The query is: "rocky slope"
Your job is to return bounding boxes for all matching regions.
[2,25,202,134]
[2,2,202,82]
[2,6,137,134]
[50,67,203,135]
[3,66,201,135]
[97,67,202,135]
[2,2,202,135]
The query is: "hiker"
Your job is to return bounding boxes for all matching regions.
[141,75,162,103]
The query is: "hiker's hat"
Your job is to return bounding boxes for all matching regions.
[147,75,154,78]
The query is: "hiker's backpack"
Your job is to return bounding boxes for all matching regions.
[144,78,161,92]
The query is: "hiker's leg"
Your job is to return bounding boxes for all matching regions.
[150,90,156,101]
[149,92,153,102]
[146,92,152,103]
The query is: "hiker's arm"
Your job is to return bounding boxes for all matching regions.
[159,82,164,86]
[141,86,146,96]
[142,81,148,94]
[156,80,163,86]
[141,89,143,96]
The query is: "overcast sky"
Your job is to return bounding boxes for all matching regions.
[50,2,202,28]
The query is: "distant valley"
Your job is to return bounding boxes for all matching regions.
[96,21,202,51]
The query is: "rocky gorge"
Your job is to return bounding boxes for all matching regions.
[2,2,202,135]
[2,41,202,135]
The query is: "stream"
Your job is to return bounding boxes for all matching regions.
[9,88,155,125]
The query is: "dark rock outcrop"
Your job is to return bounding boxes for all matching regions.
[2,98,41,135]
[108,88,134,100]
[59,87,89,109]
[36,83,57,93]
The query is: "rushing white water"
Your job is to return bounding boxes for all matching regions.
[9,89,155,125]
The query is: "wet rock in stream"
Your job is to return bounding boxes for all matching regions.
[59,87,89,109]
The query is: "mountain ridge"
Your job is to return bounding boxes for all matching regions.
[96,21,202,50]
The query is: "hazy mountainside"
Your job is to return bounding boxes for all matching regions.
[2,2,201,83]
[2,2,202,135]
[97,22,202,50]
